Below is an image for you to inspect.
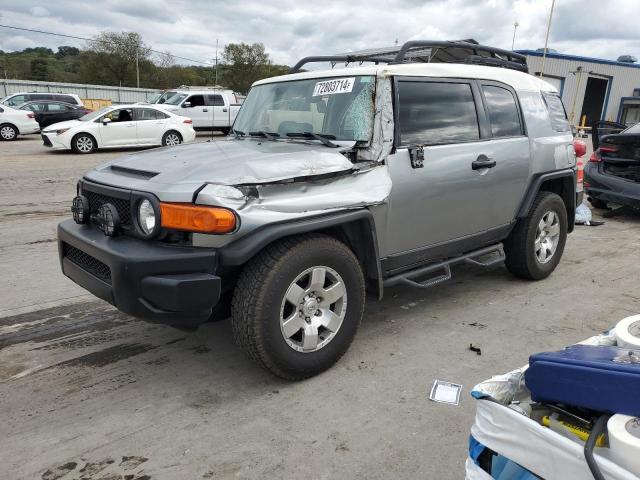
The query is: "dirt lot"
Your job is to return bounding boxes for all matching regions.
[1,135,640,480]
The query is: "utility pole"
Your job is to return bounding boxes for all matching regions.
[539,0,556,77]
[136,50,140,88]
[511,21,519,50]
[214,39,219,86]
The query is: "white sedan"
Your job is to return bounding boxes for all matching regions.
[41,104,196,154]
[0,104,40,140]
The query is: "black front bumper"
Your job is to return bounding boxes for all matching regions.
[584,163,640,209]
[58,219,221,327]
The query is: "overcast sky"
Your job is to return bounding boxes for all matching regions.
[0,0,637,66]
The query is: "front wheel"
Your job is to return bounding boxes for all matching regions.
[71,133,96,154]
[162,130,182,147]
[0,124,18,141]
[231,234,365,380]
[504,191,568,280]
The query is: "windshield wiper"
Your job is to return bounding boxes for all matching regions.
[286,132,339,148]
[249,130,279,141]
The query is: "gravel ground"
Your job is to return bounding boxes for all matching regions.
[1,134,639,480]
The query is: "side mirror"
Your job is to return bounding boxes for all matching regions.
[102,117,112,125]
[182,102,192,108]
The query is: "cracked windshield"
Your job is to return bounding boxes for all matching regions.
[233,75,375,142]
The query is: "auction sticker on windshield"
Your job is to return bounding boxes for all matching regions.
[313,77,355,96]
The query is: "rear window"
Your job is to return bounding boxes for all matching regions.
[541,92,570,132]
[398,81,480,145]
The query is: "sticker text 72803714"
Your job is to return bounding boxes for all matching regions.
[312,77,355,97]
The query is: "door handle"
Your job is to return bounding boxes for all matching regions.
[472,155,496,170]
[223,108,228,112]
[202,108,208,112]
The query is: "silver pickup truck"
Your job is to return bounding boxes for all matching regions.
[58,41,578,379]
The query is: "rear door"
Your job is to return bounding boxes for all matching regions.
[383,77,528,262]
[207,94,228,128]
[178,94,210,128]
[134,107,169,144]
[45,102,74,127]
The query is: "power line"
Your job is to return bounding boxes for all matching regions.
[0,23,215,66]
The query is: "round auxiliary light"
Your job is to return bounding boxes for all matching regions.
[97,203,120,237]
[71,195,90,224]
[138,199,157,236]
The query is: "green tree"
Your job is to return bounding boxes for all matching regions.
[85,31,151,86]
[221,42,285,94]
[30,58,48,80]
[55,46,80,59]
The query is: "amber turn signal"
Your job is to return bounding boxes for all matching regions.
[159,203,236,233]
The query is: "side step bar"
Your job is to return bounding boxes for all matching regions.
[383,243,506,289]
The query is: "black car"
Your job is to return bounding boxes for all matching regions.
[18,101,92,129]
[585,122,640,210]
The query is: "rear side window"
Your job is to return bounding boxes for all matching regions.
[136,108,169,120]
[482,85,523,137]
[207,94,225,106]
[47,103,71,111]
[54,95,77,104]
[398,81,479,145]
[541,92,570,132]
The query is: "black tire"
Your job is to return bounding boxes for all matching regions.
[162,130,182,147]
[231,234,365,380]
[71,133,96,154]
[504,192,568,280]
[0,123,18,141]
[588,197,608,209]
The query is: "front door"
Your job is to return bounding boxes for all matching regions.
[98,108,137,146]
[178,94,211,128]
[382,78,529,263]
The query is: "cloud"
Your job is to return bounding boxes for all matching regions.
[0,0,637,65]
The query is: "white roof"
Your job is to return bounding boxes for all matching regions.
[254,63,557,93]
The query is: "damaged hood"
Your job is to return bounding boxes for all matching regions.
[85,139,355,193]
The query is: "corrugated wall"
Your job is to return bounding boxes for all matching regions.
[525,54,640,125]
[0,79,159,104]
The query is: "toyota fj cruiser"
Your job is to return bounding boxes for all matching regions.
[58,41,578,379]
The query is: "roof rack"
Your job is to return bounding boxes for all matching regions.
[289,40,528,73]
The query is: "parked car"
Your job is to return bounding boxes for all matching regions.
[2,92,83,108]
[58,41,578,379]
[156,88,241,134]
[41,104,196,153]
[585,122,640,209]
[18,101,92,129]
[0,104,40,140]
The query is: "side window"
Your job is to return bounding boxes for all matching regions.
[6,95,26,107]
[136,108,169,120]
[207,94,225,106]
[186,95,205,107]
[26,103,46,112]
[481,85,523,137]
[103,108,134,122]
[56,95,76,104]
[541,92,570,132]
[46,103,69,112]
[398,81,480,145]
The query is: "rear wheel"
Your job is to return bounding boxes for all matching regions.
[71,133,96,154]
[504,192,568,280]
[0,124,18,141]
[231,234,365,380]
[162,130,182,147]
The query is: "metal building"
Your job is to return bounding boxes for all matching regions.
[518,50,640,127]
[0,79,159,104]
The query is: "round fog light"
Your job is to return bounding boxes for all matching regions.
[71,195,90,224]
[138,199,156,236]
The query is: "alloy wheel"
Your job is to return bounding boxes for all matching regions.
[535,210,560,264]
[279,265,347,353]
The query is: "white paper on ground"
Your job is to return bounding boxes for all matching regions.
[429,380,462,405]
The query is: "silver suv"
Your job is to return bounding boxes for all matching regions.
[58,41,578,379]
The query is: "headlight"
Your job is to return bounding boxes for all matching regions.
[56,128,70,135]
[138,199,156,235]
